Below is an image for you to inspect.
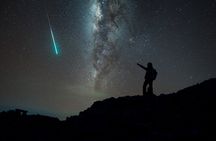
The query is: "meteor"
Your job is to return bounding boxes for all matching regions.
[47,14,59,55]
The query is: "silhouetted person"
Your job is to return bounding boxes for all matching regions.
[137,62,157,95]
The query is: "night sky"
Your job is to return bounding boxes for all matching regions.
[1,0,216,119]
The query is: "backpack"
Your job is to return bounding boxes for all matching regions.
[152,69,157,80]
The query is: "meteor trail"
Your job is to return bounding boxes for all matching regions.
[47,14,59,55]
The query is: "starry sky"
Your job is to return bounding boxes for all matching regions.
[1,0,216,119]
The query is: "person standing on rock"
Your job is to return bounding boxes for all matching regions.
[137,62,157,95]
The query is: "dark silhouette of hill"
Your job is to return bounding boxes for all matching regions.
[1,78,216,141]
[0,109,60,141]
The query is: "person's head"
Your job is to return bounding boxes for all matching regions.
[147,62,153,68]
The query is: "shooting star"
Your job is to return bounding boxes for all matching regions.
[47,13,59,55]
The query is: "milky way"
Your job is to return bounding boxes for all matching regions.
[91,0,129,90]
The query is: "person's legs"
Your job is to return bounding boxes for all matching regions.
[147,81,153,94]
[143,80,148,95]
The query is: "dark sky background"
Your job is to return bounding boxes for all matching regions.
[0,0,216,119]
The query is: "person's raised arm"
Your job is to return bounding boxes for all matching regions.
[137,63,147,70]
